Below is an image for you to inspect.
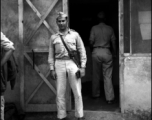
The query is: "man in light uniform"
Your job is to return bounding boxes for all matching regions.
[48,12,87,120]
[1,32,15,120]
[89,11,116,104]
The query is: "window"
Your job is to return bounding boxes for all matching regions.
[124,0,151,54]
[131,0,151,53]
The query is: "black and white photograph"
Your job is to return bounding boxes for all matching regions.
[1,0,151,120]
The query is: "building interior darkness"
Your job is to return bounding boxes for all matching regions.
[69,0,120,112]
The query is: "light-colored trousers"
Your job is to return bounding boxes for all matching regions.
[55,59,83,119]
[1,96,5,120]
[92,48,115,101]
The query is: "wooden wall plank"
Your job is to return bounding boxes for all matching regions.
[119,0,124,55]
[129,0,132,54]
[119,0,125,113]
[18,0,25,111]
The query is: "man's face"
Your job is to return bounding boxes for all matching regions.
[56,17,68,30]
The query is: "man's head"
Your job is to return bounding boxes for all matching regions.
[97,11,106,23]
[56,12,68,31]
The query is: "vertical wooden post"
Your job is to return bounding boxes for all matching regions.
[18,0,24,111]
[119,0,124,56]
[119,0,125,113]
[129,0,132,54]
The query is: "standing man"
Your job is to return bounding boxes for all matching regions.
[1,32,15,120]
[48,12,87,120]
[89,11,117,104]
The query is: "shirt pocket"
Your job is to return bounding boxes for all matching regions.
[53,39,62,54]
[66,39,76,50]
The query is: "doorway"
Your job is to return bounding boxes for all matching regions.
[69,0,120,112]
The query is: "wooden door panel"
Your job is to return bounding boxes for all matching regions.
[19,0,70,112]
[24,0,59,45]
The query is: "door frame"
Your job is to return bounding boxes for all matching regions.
[18,0,124,112]
[68,0,124,113]
[119,0,125,113]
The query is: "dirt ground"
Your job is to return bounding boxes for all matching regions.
[23,110,151,120]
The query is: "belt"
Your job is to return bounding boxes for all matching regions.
[56,56,71,60]
[94,46,109,49]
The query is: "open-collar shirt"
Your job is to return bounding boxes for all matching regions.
[48,29,87,70]
[89,23,116,48]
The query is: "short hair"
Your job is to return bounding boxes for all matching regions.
[97,11,106,22]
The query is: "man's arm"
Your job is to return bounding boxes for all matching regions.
[1,32,15,66]
[89,27,95,52]
[76,33,87,69]
[76,33,87,77]
[48,35,55,70]
[89,27,95,45]
[111,30,117,58]
[111,40,117,57]
[1,49,14,67]
[48,35,56,80]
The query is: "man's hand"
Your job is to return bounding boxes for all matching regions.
[50,70,57,80]
[80,68,85,77]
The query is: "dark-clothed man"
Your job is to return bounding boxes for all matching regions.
[1,32,15,120]
[89,11,116,104]
[48,12,87,120]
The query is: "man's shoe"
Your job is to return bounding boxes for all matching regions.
[106,99,115,104]
[58,118,67,120]
[92,94,100,99]
[77,117,85,120]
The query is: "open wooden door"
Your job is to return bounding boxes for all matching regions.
[18,0,70,112]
